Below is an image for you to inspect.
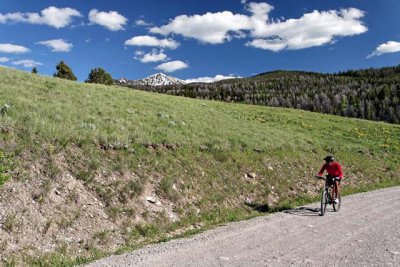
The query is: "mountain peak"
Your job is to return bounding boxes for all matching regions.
[116,73,186,86]
[142,73,186,86]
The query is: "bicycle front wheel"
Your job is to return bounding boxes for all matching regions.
[320,189,327,216]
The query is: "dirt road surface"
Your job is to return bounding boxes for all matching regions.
[87,186,400,266]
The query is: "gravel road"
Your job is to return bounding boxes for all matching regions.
[87,186,400,267]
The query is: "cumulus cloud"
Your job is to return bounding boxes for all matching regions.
[88,9,127,31]
[0,6,82,28]
[125,35,179,49]
[155,60,188,73]
[138,49,168,63]
[0,57,10,63]
[247,7,367,51]
[367,41,400,58]
[12,59,42,68]
[0,43,30,53]
[37,39,73,52]
[185,74,241,83]
[149,2,367,51]
[135,19,152,27]
[150,12,252,44]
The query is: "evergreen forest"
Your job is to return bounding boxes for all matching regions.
[119,65,400,124]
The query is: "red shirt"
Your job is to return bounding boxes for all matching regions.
[318,162,343,178]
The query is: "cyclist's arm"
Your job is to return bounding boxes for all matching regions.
[317,164,326,176]
[337,163,343,178]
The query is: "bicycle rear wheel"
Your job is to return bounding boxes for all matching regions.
[333,191,341,212]
[320,189,328,216]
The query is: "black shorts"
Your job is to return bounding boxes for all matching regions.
[327,175,341,184]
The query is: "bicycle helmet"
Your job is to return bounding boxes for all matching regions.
[323,155,335,162]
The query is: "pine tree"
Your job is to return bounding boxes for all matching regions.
[53,61,77,81]
[31,67,38,74]
[85,67,113,85]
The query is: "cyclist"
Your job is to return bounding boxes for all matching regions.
[317,155,343,203]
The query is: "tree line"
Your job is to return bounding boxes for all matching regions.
[32,60,113,85]
[123,66,400,124]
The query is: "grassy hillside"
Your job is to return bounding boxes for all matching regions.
[0,67,399,265]
[121,65,400,124]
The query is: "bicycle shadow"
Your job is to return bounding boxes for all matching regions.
[283,206,320,217]
[245,203,277,213]
[246,203,327,217]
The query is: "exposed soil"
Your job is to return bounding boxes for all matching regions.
[0,160,179,262]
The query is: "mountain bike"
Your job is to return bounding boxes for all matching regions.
[316,175,341,216]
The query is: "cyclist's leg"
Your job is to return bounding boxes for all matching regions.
[327,175,334,203]
[336,179,341,196]
[334,181,338,199]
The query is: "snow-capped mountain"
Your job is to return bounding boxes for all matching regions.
[142,73,186,86]
[116,73,186,87]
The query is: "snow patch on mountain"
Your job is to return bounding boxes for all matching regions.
[116,73,186,86]
[142,73,186,86]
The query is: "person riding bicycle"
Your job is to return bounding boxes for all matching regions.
[317,155,343,203]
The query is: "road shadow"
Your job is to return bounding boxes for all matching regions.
[283,206,320,217]
[246,203,324,217]
[245,203,287,213]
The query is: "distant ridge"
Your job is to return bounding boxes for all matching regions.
[116,73,186,86]
[114,65,400,124]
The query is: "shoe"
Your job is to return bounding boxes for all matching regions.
[334,198,339,204]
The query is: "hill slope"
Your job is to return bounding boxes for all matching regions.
[0,67,399,265]
[116,65,400,124]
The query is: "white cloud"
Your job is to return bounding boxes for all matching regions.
[125,35,179,49]
[88,9,127,31]
[150,12,252,44]
[139,49,168,63]
[12,59,42,68]
[0,6,82,28]
[135,50,145,56]
[367,41,400,58]
[135,19,152,27]
[185,74,241,83]
[247,2,274,36]
[247,7,367,51]
[0,57,10,63]
[37,39,73,52]
[155,60,188,73]
[149,2,367,51]
[0,43,30,54]
[246,39,287,52]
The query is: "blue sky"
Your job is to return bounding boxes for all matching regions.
[1,0,400,82]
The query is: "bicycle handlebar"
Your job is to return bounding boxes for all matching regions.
[315,175,340,181]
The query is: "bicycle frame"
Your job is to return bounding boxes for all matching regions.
[317,176,341,216]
